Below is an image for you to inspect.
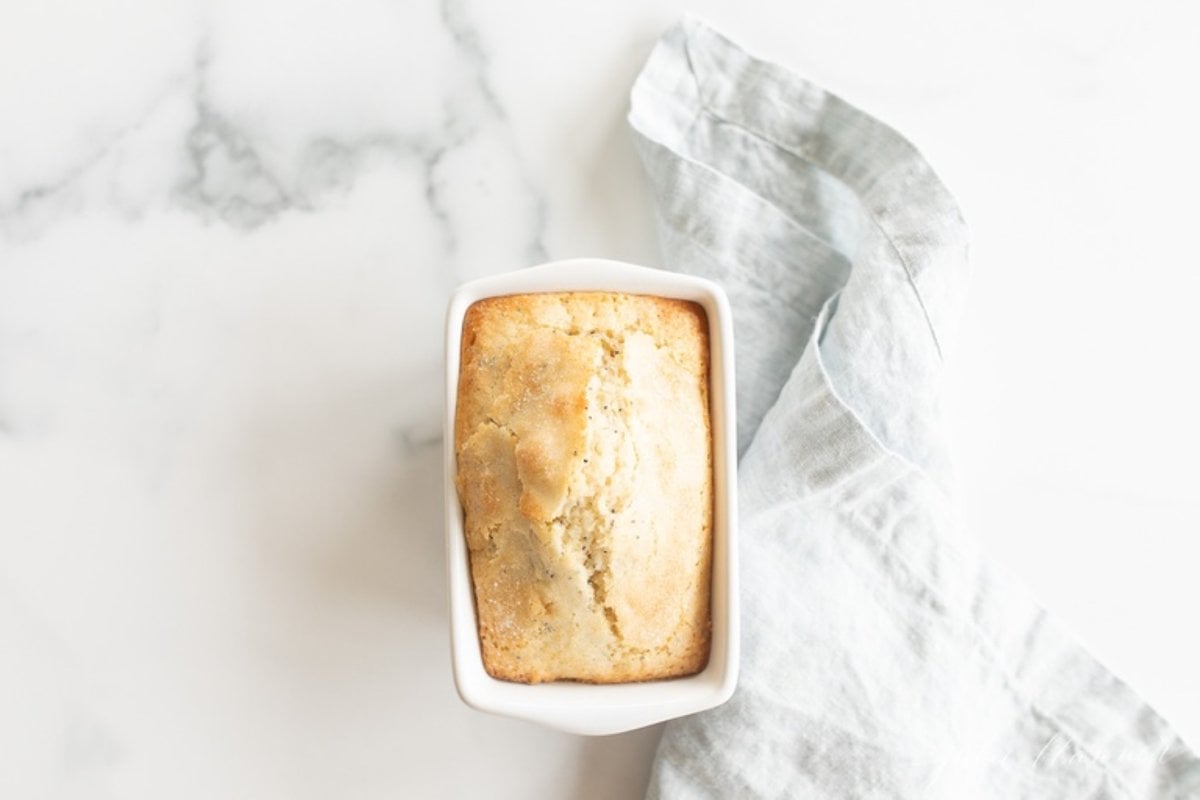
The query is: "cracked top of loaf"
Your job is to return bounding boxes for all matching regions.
[454,291,712,684]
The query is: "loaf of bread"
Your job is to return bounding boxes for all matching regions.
[454,292,712,684]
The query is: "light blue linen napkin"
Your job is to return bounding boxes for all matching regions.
[630,18,1200,799]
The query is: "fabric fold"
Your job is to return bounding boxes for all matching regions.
[631,17,1200,799]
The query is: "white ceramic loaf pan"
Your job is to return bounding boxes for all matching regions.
[443,258,739,735]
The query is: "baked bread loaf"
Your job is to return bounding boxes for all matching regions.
[454,292,712,684]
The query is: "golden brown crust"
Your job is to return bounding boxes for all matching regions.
[455,292,712,683]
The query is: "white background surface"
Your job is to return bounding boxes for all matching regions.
[1,1,1198,797]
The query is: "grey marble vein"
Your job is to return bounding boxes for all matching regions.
[0,80,181,241]
[1,0,552,278]
[174,41,295,228]
[438,0,548,265]
[394,424,444,457]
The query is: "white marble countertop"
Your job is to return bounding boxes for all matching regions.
[2,1,1198,797]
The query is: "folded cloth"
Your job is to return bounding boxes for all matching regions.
[630,18,1200,799]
